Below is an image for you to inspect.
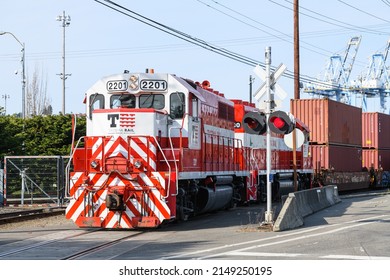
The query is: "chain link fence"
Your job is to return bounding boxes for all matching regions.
[0,169,4,206]
[2,156,70,206]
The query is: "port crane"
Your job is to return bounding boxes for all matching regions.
[357,39,390,113]
[304,36,362,104]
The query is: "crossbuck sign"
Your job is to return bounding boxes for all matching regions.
[253,63,287,102]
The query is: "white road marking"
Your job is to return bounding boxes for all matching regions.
[224,251,390,260]
[161,214,390,260]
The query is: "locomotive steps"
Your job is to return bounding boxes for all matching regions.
[273,185,341,232]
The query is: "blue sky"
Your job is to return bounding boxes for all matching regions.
[1,0,390,116]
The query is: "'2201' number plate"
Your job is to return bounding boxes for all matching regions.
[107,80,128,91]
[140,79,167,91]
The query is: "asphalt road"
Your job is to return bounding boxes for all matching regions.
[124,191,390,260]
[0,190,390,261]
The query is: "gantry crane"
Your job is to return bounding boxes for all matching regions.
[304,36,362,104]
[358,38,390,113]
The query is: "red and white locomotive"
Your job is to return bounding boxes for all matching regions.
[65,69,312,229]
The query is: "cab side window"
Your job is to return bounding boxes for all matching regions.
[170,92,185,119]
[89,93,104,119]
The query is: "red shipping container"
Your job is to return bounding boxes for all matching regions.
[362,112,390,149]
[291,98,362,146]
[362,149,390,170]
[310,144,362,172]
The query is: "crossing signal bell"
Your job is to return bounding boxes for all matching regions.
[242,111,267,135]
[268,111,295,135]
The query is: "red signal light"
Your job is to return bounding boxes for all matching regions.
[245,118,258,129]
[271,117,286,129]
[242,111,267,135]
[268,111,295,134]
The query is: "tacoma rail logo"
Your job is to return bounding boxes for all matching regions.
[108,113,135,134]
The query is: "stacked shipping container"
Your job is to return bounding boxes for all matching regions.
[291,98,362,172]
[362,112,390,170]
[290,98,390,190]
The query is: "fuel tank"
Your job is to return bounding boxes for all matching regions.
[196,185,233,214]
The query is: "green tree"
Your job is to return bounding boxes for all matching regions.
[0,116,24,157]
[0,114,86,157]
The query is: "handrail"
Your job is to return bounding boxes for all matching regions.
[168,126,181,196]
[203,131,241,171]
[150,135,173,198]
[65,136,85,197]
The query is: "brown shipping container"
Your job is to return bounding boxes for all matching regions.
[362,149,390,170]
[310,144,362,172]
[362,112,390,149]
[291,98,362,146]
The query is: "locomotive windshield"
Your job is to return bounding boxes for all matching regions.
[110,94,136,108]
[139,94,165,110]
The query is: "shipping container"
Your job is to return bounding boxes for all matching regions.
[362,112,390,149]
[291,98,362,146]
[310,144,362,172]
[362,149,390,170]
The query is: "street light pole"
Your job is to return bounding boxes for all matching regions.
[0,31,26,119]
[56,11,71,115]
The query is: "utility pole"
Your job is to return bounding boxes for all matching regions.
[294,0,300,100]
[2,94,10,115]
[292,0,300,191]
[57,11,71,115]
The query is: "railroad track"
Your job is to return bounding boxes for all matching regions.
[0,207,65,225]
[0,225,146,260]
[61,231,146,260]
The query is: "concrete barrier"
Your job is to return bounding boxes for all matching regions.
[273,185,341,232]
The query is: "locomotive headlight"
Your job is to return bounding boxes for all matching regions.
[134,159,142,169]
[129,75,139,90]
[90,160,99,169]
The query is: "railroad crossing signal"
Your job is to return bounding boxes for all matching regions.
[242,110,297,137]
[253,63,288,102]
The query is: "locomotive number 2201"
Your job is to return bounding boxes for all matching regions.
[107,80,129,91]
[140,79,167,91]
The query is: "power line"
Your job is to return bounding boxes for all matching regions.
[94,0,259,67]
[93,0,339,87]
[270,0,390,35]
[381,0,390,8]
[196,0,332,58]
[94,0,262,66]
[0,34,332,62]
[196,0,294,45]
[337,0,390,23]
